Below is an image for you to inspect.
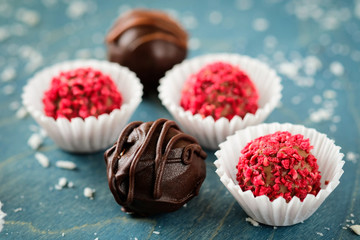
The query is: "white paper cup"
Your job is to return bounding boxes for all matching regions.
[158,53,282,150]
[0,201,5,232]
[214,122,345,226]
[22,59,143,153]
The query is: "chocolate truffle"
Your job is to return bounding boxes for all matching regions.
[105,9,188,93]
[236,131,321,202]
[104,118,207,215]
[180,61,259,121]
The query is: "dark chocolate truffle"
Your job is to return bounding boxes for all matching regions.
[105,9,188,93]
[104,118,207,215]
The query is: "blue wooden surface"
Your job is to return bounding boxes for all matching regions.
[0,0,360,239]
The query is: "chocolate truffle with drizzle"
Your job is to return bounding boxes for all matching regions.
[104,119,207,215]
[105,9,188,93]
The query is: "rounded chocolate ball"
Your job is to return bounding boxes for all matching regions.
[105,9,188,93]
[104,119,207,215]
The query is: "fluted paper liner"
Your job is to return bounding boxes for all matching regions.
[158,53,282,149]
[214,123,345,226]
[0,201,5,232]
[22,59,143,153]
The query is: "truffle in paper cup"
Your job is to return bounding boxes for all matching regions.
[158,53,282,150]
[214,123,344,226]
[22,59,143,153]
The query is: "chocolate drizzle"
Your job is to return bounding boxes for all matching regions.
[104,119,206,215]
[105,9,188,93]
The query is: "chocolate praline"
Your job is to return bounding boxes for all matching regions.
[105,9,188,94]
[104,119,207,215]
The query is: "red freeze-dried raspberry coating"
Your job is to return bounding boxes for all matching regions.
[43,67,122,120]
[180,61,259,121]
[236,131,321,202]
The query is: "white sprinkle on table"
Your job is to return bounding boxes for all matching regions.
[245,217,259,227]
[84,187,95,199]
[252,18,269,32]
[329,61,344,76]
[28,133,43,150]
[35,152,50,168]
[13,208,22,213]
[56,160,77,170]
[153,231,160,235]
[16,107,28,119]
[2,85,15,95]
[1,67,16,82]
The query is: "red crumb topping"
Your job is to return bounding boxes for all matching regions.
[236,131,321,202]
[180,61,259,121]
[43,67,122,120]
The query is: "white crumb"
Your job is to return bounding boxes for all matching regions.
[312,95,322,104]
[329,61,344,76]
[209,11,222,25]
[350,213,355,217]
[0,27,10,42]
[346,152,358,164]
[278,62,299,79]
[316,232,324,236]
[264,35,277,49]
[342,226,347,230]
[42,0,58,8]
[153,231,160,235]
[9,101,20,110]
[324,227,330,230]
[2,85,15,95]
[19,45,44,73]
[13,208,22,213]
[181,13,198,29]
[84,187,95,199]
[28,133,43,150]
[235,0,253,11]
[0,202,6,233]
[16,107,28,119]
[309,108,333,123]
[16,8,40,26]
[94,238,98,240]
[39,128,47,137]
[303,56,322,76]
[68,181,74,188]
[35,152,50,168]
[252,18,269,32]
[75,49,91,59]
[351,220,355,224]
[66,1,88,19]
[58,177,67,188]
[273,226,277,229]
[56,160,77,170]
[1,67,16,82]
[351,225,360,235]
[183,203,187,208]
[323,90,337,99]
[245,217,259,227]
[62,232,65,237]
[188,38,201,50]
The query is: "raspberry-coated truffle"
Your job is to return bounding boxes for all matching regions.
[180,61,259,121]
[236,131,321,202]
[105,9,188,93]
[104,119,207,215]
[43,67,122,120]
